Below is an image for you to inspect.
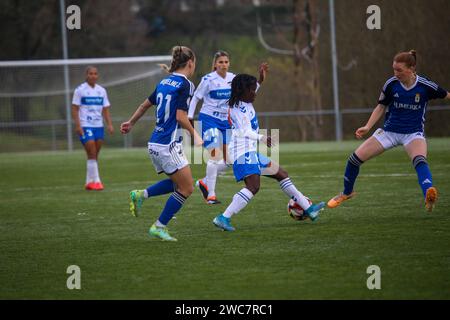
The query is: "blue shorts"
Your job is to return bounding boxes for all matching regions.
[233,152,272,182]
[198,113,231,149]
[79,127,104,145]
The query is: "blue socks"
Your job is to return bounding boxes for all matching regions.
[146,179,175,197]
[343,152,364,195]
[158,191,187,225]
[413,155,433,197]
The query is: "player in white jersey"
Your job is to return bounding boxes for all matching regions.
[188,52,271,205]
[188,51,234,204]
[212,69,325,232]
[72,66,114,191]
[121,46,203,242]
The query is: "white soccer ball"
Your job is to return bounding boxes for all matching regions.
[287,198,312,221]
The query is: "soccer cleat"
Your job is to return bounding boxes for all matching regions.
[304,202,325,222]
[213,214,235,231]
[425,187,438,212]
[196,179,209,201]
[129,190,145,217]
[327,192,355,208]
[149,224,177,241]
[207,196,221,205]
[85,182,96,190]
[93,182,104,190]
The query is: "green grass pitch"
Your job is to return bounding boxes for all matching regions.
[1,139,449,299]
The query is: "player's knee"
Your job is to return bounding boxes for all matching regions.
[349,152,364,167]
[247,184,260,195]
[412,155,428,168]
[183,184,194,197]
[277,168,289,180]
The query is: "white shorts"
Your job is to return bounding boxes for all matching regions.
[148,142,189,175]
[372,128,426,150]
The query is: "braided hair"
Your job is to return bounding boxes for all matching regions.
[160,46,196,73]
[228,74,257,107]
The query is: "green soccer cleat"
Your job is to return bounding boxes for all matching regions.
[149,224,177,241]
[129,190,145,217]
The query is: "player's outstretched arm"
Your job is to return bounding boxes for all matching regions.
[258,62,269,84]
[176,109,203,146]
[120,99,152,134]
[355,104,385,139]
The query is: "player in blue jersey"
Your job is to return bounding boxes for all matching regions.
[212,69,325,232]
[188,51,268,205]
[72,66,114,191]
[328,50,450,212]
[120,46,203,241]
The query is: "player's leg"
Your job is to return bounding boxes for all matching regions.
[149,165,193,241]
[328,134,386,208]
[91,138,104,190]
[130,144,178,217]
[404,137,437,212]
[129,179,176,217]
[264,161,324,221]
[196,115,229,204]
[214,174,260,232]
[81,128,100,190]
[149,142,193,241]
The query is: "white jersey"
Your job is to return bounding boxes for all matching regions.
[228,100,263,162]
[188,71,235,121]
[72,82,110,127]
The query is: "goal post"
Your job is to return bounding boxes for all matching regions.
[0,56,171,152]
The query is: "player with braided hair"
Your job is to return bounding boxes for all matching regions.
[188,52,269,205]
[212,66,325,232]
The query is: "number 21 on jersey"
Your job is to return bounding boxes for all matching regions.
[156,93,172,125]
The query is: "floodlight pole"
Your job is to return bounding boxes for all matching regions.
[59,0,73,151]
[329,0,342,141]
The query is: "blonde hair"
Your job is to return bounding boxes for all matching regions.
[160,46,195,73]
[211,50,230,71]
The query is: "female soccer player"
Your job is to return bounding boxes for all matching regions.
[327,50,450,212]
[213,68,325,232]
[72,66,114,191]
[120,46,203,241]
[188,51,267,205]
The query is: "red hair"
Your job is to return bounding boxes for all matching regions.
[393,50,417,68]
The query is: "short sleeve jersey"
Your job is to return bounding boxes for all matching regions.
[378,75,447,133]
[148,72,195,145]
[72,82,110,128]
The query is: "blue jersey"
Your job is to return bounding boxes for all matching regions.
[148,73,195,145]
[378,75,447,134]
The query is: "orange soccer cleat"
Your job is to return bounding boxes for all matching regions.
[206,195,221,205]
[425,187,438,212]
[327,192,355,208]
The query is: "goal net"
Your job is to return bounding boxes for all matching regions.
[0,56,171,152]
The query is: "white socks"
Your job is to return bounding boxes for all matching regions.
[86,159,100,184]
[205,159,229,198]
[279,177,311,210]
[223,188,254,218]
